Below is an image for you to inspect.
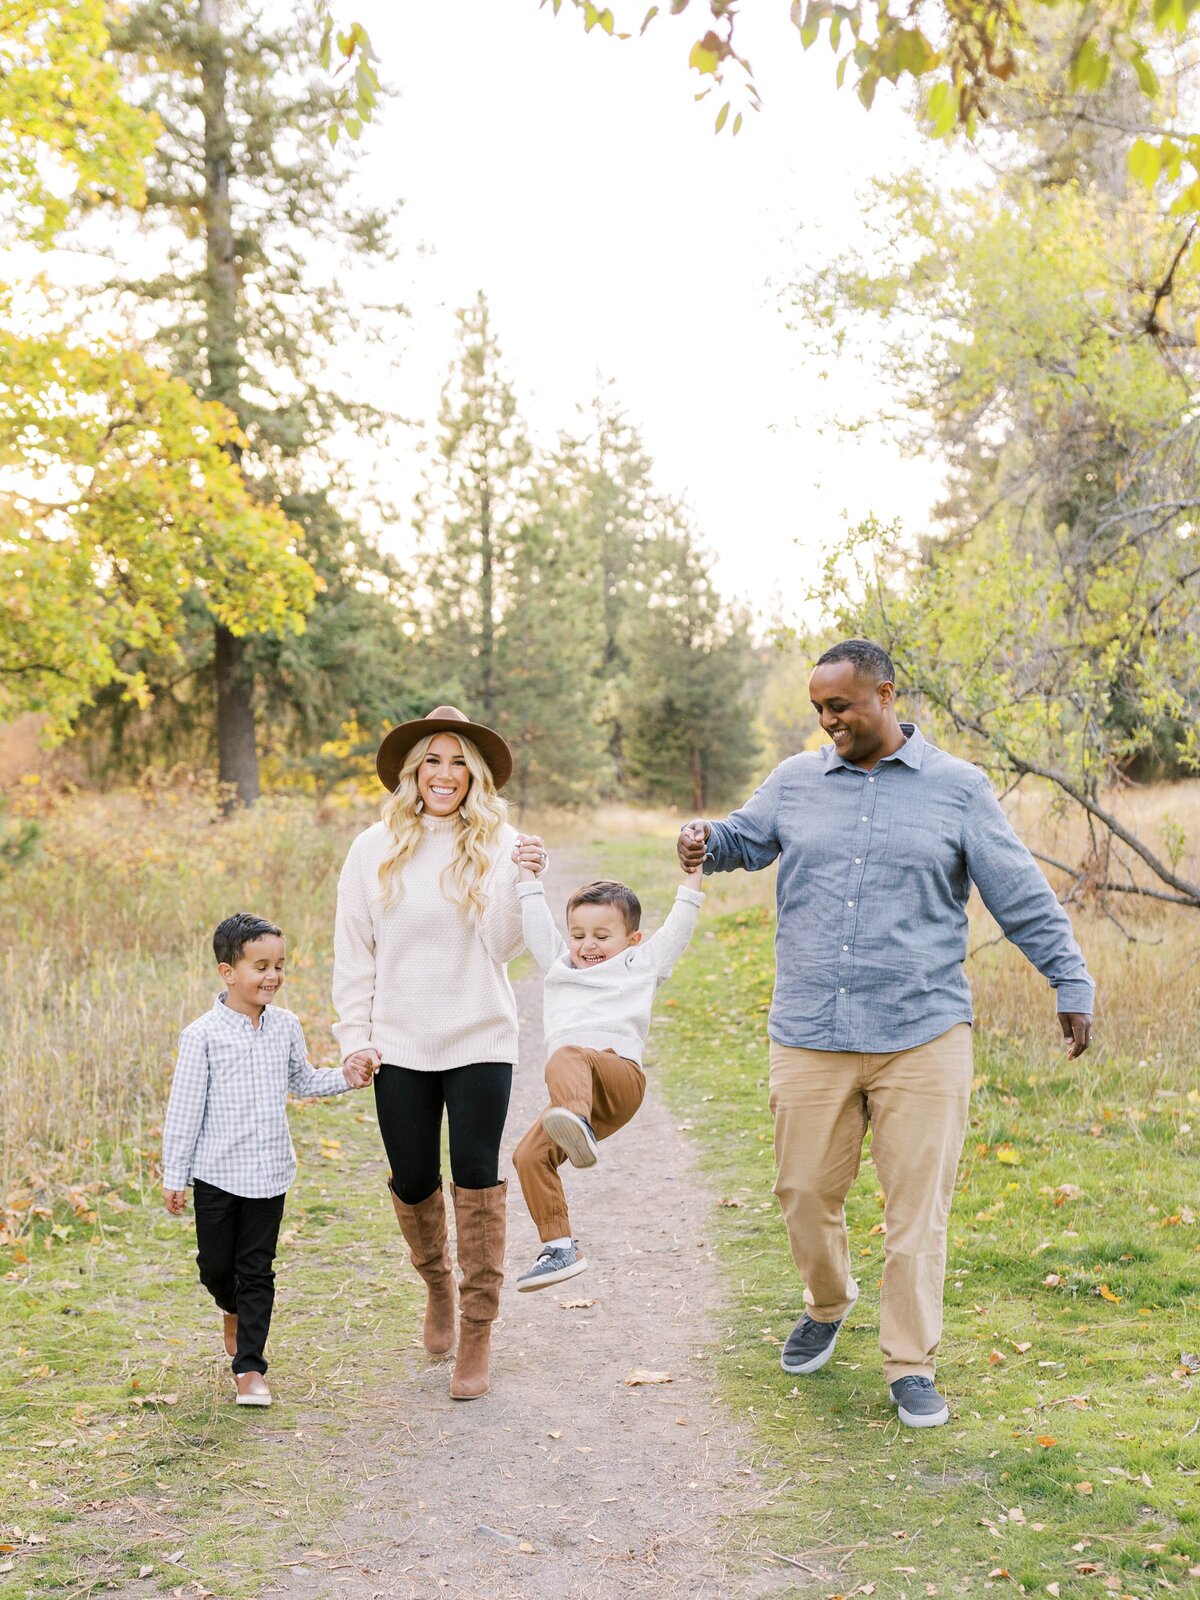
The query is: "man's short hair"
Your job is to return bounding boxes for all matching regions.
[565,880,642,933]
[814,638,895,685]
[213,912,283,967]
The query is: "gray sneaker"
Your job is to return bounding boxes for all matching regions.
[542,1107,599,1168]
[780,1282,859,1376]
[516,1241,588,1293]
[890,1375,950,1428]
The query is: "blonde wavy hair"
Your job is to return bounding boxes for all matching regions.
[376,732,509,923]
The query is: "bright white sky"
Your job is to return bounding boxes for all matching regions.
[349,0,949,625]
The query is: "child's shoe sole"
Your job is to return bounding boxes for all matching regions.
[516,1254,588,1292]
[542,1107,598,1168]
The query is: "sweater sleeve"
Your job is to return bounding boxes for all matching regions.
[332,834,377,1062]
[517,880,567,971]
[478,833,524,964]
[631,887,704,980]
[161,1024,209,1190]
[287,1015,352,1098]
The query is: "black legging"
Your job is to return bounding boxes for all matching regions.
[374,1061,513,1203]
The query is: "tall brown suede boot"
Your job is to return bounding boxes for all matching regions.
[449,1180,507,1400]
[388,1180,457,1357]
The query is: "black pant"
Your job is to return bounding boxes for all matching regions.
[374,1061,513,1204]
[193,1178,286,1376]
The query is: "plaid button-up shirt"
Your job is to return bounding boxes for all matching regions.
[704,724,1095,1054]
[161,995,350,1198]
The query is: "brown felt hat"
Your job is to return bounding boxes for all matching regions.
[375,705,513,794]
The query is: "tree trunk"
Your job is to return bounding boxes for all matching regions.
[690,745,704,813]
[479,480,495,719]
[215,625,260,808]
[200,0,258,803]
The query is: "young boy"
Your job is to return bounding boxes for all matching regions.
[510,832,705,1290]
[162,912,372,1406]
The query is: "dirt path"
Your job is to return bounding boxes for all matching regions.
[281,858,793,1600]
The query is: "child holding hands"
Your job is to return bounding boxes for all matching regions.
[162,913,373,1406]
[509,831,705,1290]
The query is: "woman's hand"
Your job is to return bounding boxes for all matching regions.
[342,1049,381,1088]
[512,834,549,881]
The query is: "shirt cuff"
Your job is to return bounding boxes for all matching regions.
[1054,981,1095,1014]
[162,1170,190,1191]
[676,886,705,907]
[517,880,547,899]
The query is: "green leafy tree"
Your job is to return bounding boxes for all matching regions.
[622,531,761,811]
[416,293,534,721]
[79,0,401,802]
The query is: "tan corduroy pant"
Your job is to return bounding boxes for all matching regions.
[513,1046,645,1242]
[768,1023,973,1382]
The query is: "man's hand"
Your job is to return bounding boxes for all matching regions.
[342,1048,381,1088]
[677,820,710,875]
[163,1188,187,1216]
[512,834,549,881]
[1059,1012,1092,1059]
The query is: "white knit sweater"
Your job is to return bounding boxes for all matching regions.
[519,881,704,1067]
[332,815,524,1071]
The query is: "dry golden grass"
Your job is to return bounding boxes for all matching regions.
[1,776,1195,1195]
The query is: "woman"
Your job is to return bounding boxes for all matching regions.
[333,705,535,1400]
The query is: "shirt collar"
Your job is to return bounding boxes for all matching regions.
[823,722,925,774]
[212,992,274,1031]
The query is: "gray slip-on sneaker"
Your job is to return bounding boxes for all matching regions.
[889,1375,950,1428]
[780,1282,859,1376]
[516,1241,588,1292]
[542,1107,599,1168]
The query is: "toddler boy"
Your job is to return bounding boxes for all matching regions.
[510,834,704,1290]
[162,912,371,1405]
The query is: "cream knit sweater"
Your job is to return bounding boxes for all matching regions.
[332,815,524,1071]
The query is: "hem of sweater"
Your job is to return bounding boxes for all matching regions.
[189,1165,295,1200]
[372,1029,520,1073]
[767,1014,974,1054]
[543,1028,646,1067]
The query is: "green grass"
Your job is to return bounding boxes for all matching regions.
[0,1096,419,1597]
[648,906,1200,1600]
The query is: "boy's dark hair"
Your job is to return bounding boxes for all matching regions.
[213,912,283,967]
[566,880,642,933]
[815,638,895,685]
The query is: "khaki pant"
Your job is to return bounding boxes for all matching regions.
[513,1046,645,1241]
[768,1023,973,1382]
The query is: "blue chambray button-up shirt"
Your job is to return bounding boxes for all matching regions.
[704,724,1095,1054]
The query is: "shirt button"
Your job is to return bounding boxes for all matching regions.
[847,899,854,907]
[842,944,849,951]
[861,816,868,822]
[854,857,862,864]
[868,776,875,783]
[839,987,847,993]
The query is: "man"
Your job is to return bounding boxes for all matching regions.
[677,639,1094,1429]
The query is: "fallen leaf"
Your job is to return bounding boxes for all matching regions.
[559,1297,595,1310]
[1178,1351,1200,1373]
[547,1431,561,1440]
[1075,1481,1094,1495]
[996,1147,1022,1165]
[1047,1585,1060,1598]
[624,1368,672,1386]
[1010,1341,1033,1354]
[988,1350,1007,1365]
[1008,1506,1027,1524]
[138,1566,154,1579]
[1043,1273,1063,1287]
[165,1550,184,1564]
[718,1197,744,1208]
[1036,1436,1057,1448]
[1097,1284,1121,1303]
[130,1393,178,1407]
[1076,1563,1104,1576]
[988,1570,1010,1580]
[518,1539,535,1553]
